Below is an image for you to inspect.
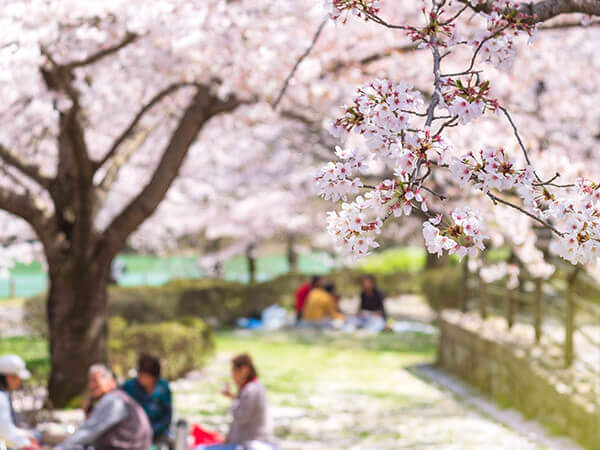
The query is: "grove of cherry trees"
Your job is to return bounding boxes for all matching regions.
[1,0,599,405]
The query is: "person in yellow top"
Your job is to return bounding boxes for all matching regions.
[302,282,344,325]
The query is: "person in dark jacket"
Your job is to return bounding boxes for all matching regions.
[122,354,172,442]
[359,275,386,320]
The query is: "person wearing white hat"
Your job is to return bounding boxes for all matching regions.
[0,354,39,449]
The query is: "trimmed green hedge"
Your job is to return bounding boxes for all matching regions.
[108,317,213,379]
[25,270,422,331]
[421,267,463,311]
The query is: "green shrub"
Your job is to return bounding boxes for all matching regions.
[359,247,426,274]
[420,267,463,311]
[108,317,213,380]
[24,270,422,330]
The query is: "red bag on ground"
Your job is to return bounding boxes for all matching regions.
[191,424,224,446]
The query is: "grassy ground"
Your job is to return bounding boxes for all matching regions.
[173,330,546,450]
[0,328,551,449]
[0,336,49,382]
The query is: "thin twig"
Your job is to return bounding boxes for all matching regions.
[421,185,447,201]
[273,19,327,109]
[497,105,545,184]
[441,24,510,77]
[486,191,564,236]
[364,12,412,30]
[434,115,459,136]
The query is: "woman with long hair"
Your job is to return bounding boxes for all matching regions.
[196,354,279,450]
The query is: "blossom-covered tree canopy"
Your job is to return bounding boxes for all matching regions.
[1,0,600,405]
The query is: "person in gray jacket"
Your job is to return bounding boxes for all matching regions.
[196,354,278,450]
[58,364,152,450]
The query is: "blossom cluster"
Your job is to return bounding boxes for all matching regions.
[406,7,457,49]
[422,208,488,260]
[326,199,381,257]
[449,148,535,192]
[469,33,517,70]
[315,146,365,201]
[469,1,536,70]
[441,77,498,124]
[548,179,600,265]
[331,79,423,154]
[325,0,380,21]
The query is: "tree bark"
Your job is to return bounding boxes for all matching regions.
[287,235,298,274]
[246,243,256,284]
[46,254,112,407]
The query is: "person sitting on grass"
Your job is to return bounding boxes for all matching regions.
[196,354,279,450]
[0,355,40,449]
[301,282,344,326]
[294,275,322,323]
[359,275,387,320]
[58,364,152,450]
[122,354,172,445]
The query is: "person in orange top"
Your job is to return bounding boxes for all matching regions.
[294,275,322,322]
[302,282,344,325]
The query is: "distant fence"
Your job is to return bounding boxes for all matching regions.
[459,263,600,412]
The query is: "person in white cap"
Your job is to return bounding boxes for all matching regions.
[0,354,40,449]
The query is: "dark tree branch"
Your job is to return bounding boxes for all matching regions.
[523,0,600,22]
[0,186,61,250]
[321,44,420,78]
[0,144,51,187]
[95,125,156,215]
[98,86,241,262]
[95,82,199,170]
[539,19,600,29]
[460,0,600,23]
[65,32,138,69]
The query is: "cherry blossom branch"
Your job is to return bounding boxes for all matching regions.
[364,12,413,30]
[273,19,327,109]
[486,191,564,236]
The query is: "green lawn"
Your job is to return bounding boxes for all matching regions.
[0,330,435,388]
[173,330,546,449]
[0,336,49,382]
[359,247,427,274]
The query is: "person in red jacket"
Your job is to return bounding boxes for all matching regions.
[295,275,322,322]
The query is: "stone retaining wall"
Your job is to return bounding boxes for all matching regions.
[438,310,599,450]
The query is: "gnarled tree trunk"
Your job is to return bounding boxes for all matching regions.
[46,255,112,406]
